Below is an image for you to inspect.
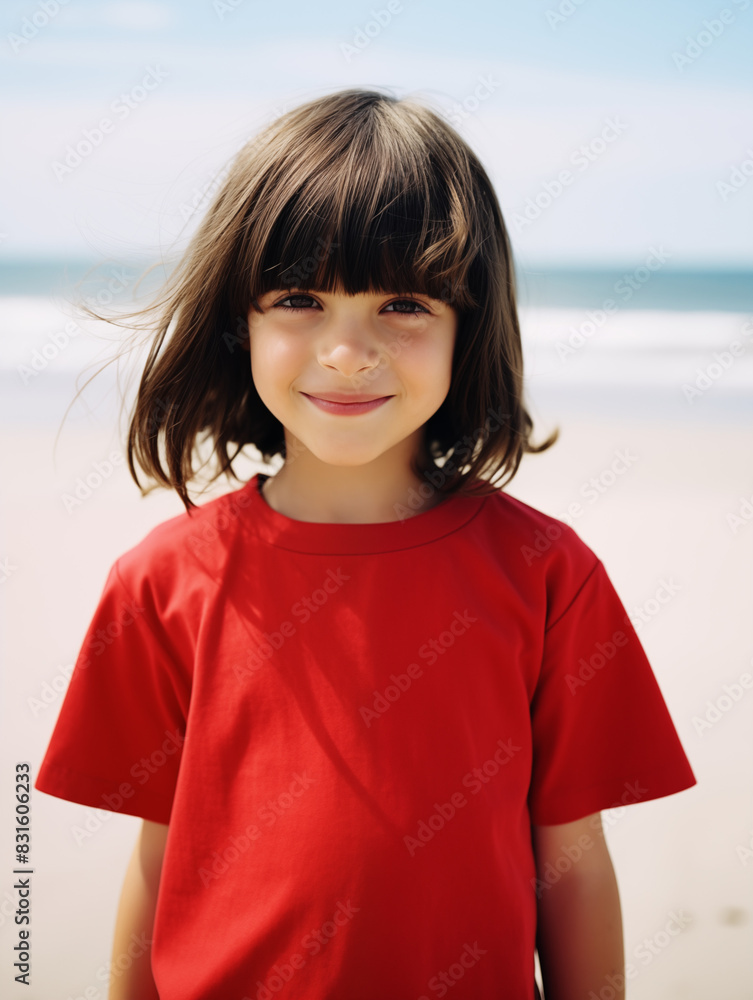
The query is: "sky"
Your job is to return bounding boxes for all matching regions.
[1,0,752,268]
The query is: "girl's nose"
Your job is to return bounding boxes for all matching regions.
[315,320,386,378]
[318,341,385,380]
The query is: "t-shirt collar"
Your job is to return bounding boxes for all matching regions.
[242,473,486,555]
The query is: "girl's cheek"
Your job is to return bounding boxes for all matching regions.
[382,322,433,358]
[250,326,301,368]
[400,326,453,365]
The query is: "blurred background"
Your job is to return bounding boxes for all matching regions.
[0,1,751,997]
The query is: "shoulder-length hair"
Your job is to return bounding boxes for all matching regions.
[83,86,558,512]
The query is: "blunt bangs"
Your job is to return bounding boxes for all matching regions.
[252,175,478,312]
[242,95,481,314]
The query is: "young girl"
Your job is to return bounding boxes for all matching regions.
[36,87,696,1000]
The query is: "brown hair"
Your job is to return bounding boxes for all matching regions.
[80,86,558,512]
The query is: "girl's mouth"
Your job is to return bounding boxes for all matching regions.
[301,393,394,415]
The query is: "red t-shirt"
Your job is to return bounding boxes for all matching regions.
[35,473,696,999]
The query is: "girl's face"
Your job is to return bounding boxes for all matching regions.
[246,288,458,471]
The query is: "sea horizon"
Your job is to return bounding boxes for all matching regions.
[0,257,751,313]
[1,257,751,427]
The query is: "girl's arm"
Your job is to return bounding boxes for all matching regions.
[107,819,169,1000]
[532,811,625,1000]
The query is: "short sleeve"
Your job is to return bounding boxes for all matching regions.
[34,559,190,824]
[528,559,697,826]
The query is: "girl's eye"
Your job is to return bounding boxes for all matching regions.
[275,294,317,312]
[383,299,430,315]
[273,295,429,315]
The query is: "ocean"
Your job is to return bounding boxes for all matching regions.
[1,258,751,426]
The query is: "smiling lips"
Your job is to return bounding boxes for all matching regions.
[301,392,394,415]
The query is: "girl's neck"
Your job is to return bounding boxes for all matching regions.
[259,465,447,525]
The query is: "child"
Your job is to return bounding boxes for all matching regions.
[36,88,697,1000]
